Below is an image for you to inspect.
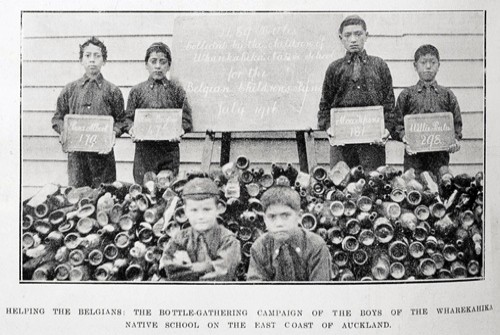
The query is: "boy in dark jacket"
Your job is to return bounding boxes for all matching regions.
[392,44,462,176]
[159,178,241,281]
[318,15,395,170]
[125,42,193,184]
[52,37,126,187]
[247,186,331,281]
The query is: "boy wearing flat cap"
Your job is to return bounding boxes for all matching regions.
[318,15,395,170]
[247,186,332,281]
[159,178,241,281]
[125,42,193,184]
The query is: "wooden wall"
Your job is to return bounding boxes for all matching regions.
[22,11,484,198]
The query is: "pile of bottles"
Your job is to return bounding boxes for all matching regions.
[22,157,483,281]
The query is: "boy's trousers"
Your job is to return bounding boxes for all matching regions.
[68,151,116,188]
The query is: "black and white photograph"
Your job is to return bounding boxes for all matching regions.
[21,11,485,283]
[2,0,500,334]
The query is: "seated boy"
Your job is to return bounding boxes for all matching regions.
[247,186,332,281]
[159,178,241,281]
[392,44,462,177]
[52,37,126,187]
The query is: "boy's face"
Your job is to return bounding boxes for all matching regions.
[80,44,105,77]
[264,204,301,241]
[414,54,440,83]
[339,24,368,53]
[146,51,170,80]
[184,198,219,233]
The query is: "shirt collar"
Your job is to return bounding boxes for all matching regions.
[80,73,104,88]
[345,49,368,64]
[272,227,304,257]
[192,223,220,243]
[147,76,169,89]
[417,80,438,92]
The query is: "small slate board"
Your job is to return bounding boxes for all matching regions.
[404,112,455,153]
[134,109,183,141]
[330,106,385,145]
[62,115,114,153]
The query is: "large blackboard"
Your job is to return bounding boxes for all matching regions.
[171,13,345,132]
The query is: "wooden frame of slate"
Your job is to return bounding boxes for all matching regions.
[133,109,183,141]
[404,112,455,153]
[329,106,385,145]
[62,115,114,153]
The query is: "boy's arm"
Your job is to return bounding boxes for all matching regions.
[124,87,138,136]
[379,61,396,135]
[178,86,193,133]
[199,235,241,281]
[52,85,70,135]
[159,231,193,280]
[449,90,463,140]
[307,241,332,281]
[246,242,270,281]
[110,87,126,137]
[447,89,462,154]
[391,90,408,141]
[318,66,336,131]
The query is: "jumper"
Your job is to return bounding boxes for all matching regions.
[392,80,463,176]
[247,227,332,281]
[318,50,395,170]
[125,76,193,184]
[52,73,125,187]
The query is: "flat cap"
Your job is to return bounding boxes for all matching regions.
[182,178,219,197]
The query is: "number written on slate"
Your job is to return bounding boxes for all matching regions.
[404,112,455,153]
[133,109,183,141]
[330,106,385,145]
[62,115,115,153]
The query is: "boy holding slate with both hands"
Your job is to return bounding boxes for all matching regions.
[125,42,193,185]
[52,37,126,188]
[392,44,462,177]
[318,15,396,171]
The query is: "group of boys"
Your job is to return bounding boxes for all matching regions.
[50,15,463,281]
[52,39,192,188]
[319,15,462,177]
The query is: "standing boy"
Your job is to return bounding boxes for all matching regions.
[318,15,395,170]
[125,42,193,185]
[159,178,241,281]
[247,186,332,281]
[52,37,126,188]
[392,44,462,176]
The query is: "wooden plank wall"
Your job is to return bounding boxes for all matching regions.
[22,11,485,199]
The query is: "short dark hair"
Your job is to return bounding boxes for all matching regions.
[79,37,107,62]
[260,186,301,212]
[339,15,367,34]
[145,42,172,66]
[414,44,440,63]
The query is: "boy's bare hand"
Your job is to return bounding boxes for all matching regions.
[129,126,138,142]
[373,128,390,146]
[169,129,185,143]
[160,260,192,273]
[402,135,417,155]
[98,132,115,154]
[326,127,343,147]
[448,139,461,153]
[190,261,213,274]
